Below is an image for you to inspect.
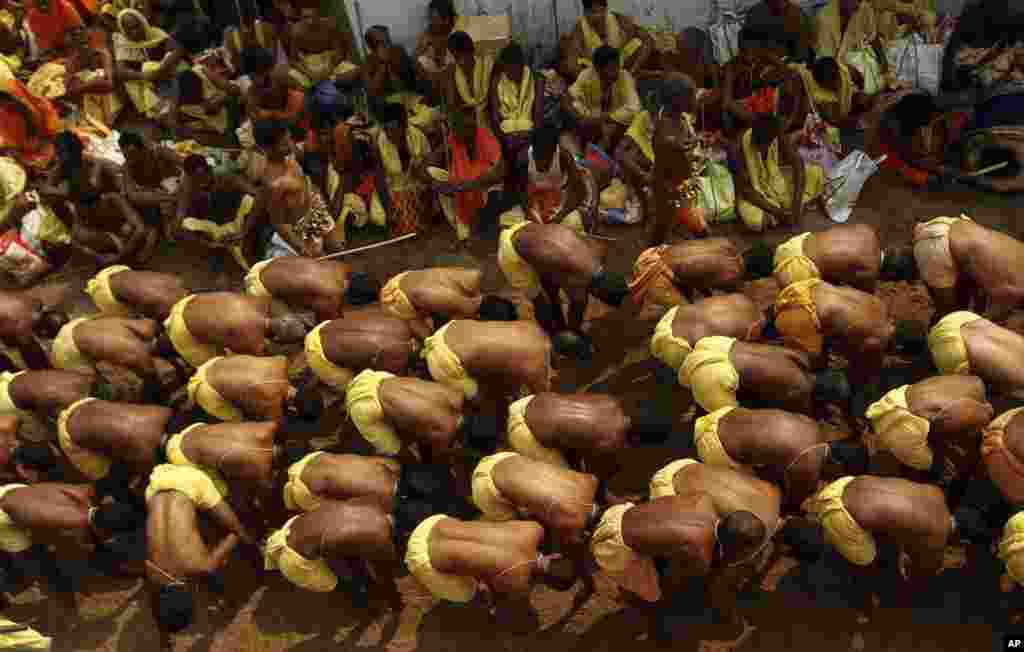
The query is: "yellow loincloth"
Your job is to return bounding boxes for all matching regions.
[84,265,132,316]
[405,514,478,602]
[304,322,354,392]
[775,279,824,355]
[806,476,877,565]
[497,222,538,294]
[649,458,699,499]
[999,512,1024,586]
[981,408,1024,485]
[591,502,661,602]
[507,395,568,468]
[773,233,821,288]
[912,215,971,291]
[865,385,932,471]
[187,357,244,422]
[145,463,225,509]
[58,398,111,480]
[422,322,478,400]
[282,451,324,512]
[928,311,982,376]
[679,336,740,413]
[243,259,272,299]
[381,272,421,321]
[471,452,520,521]
[0,614,50,650]
[695,407,750,471]
[163,426,230,497]
[650,306,691,372]
[0,371,25,415]
[345,369,401,456]
[164,295,221,369]
[0,484,31,553]
[51,318,94,372]
[264,514,338,592]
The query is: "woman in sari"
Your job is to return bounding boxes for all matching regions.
[488,42,542,170]
[114,10,181,119]
[63,28,121,130]
[369,102,432,238]
[0,78,62,170]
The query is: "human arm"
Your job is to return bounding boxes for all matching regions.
[723,65,756,124]
[2,333,49,370]
[207,500,255,545]
[200,533,240,574]
[782,135,806,223]
[144,43,185,82]
[105,193,148,258]
[619,15,654,74]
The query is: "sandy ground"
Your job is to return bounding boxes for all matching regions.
[7,163,1024,652]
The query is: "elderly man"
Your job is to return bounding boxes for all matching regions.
[243,256,381,323]
[83,266,189,321]
[380,266,509,340]
[565,45,641,153]
[882,216,1024,322]
[770,224,884,292]
[927,311,1024,399]
[563,0,653,81]
[0,286,70,370]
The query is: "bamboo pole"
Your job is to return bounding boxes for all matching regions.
[966,161,1010,177]
[316,232,418,259]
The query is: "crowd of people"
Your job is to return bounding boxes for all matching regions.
[0,0,1020,649]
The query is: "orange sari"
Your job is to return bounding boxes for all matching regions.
[252,89,308,130]
[0,79,62,169]
[26,0,83,52]
[447,126,502,232]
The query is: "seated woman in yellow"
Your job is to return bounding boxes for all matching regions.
[564,0,653,82]
[62,27,121,130]
[364,25,441,135]
[165,68,237,139]
[564,45,641,154]
[287,6,358,90]
[488,43,543,169]
[368,103,432,238]
[734,115,825,232]
[790,56,871,127]
[814,0,893,97]
[443,31,494,123]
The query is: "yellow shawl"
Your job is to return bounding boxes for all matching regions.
[455,55,495,119]
[569,66,641,126]
[497,69,535,134]
[791,62,854,121]
[377,125,430,193]
[742,129,788,208]
[625,110,697,163]
[578,12,642,69]
[815,0,879,59]
[180,66,228,133]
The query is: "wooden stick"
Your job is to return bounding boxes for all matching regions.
[316,232,419,260]
[966,161,1010,177]
[586,233,617,241]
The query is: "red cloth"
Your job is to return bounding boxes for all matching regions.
[25,0,83,52]
[447,126,502,229]
[878,113,969,187]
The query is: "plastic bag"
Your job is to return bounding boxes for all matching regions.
[824,150,884,223]
[709,14,742,64]
[887,34,944,95]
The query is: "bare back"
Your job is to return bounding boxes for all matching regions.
[429,517,545,595]
[493,455,599,538]
[844,476,950,547]
[146,492,211,581]
[109,271,189,320]
[621,495,717,571]
[302,454,400,510]
[179,421,278,486]
[70,400,172,468]
[720,407,824,469]
[672,463,782,532]
[9,370,94,416]
[814,282,892,345]
[320,310,417,375]
[378,376,465,450]
[185,293,271,355]
[664,238,743,289]
[514,223,603,288]
[288,498,397,562]
[206,355,291,420]
[526,393,628,453]
[805,224,881,290]
[259,257,350,317]
[951,220,1024,299]
[445,320,553,394]
[672,294,763,347]
[731,342,814,409]
[402,268,483,318]
[962,318,1024,398]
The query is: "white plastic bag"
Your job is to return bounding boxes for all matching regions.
[709,14,742,64]
[887,34,944,95]
[824,151,884,223]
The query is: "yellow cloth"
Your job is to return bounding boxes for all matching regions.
[774,233,821,288]
[791,62,854,123]
[679,336,740,413]
[85,265,131,316]
[695,407,750,471]
[346,369,401,456]
[775,279,825,356]
[51,318,92,372]
[591,502,661,602]
[164,295,221,369]
[649,458,699,499]
[182,194,255,242]
[283,451,324,512]
[739,130,826,232]
[79,69,123,129]
[497,222,538,293]
[187,357,243,422]
[0,157,26,225]
[377,124,430,196]
[243,259,272,298]
[146,463,225,508]
[304,322,354,391]
[999,512,1024,586]
[124,60,171,119]
[807,476,877,565]
[264,515,338,592]
[928,311,982,376]
[289,53,357,89]
[27,62,66,100]
[0,371,24,415]
[815,0,885,95]
[497,70,535,134]
[507,395,568,468]
[164,426,230,497]
[569,66,641,127]
[0,484,31,553]
[454,55,495,121]
[405,514,478,602]
[865,385,933,471]
[384,92,442,132]
[577,13,643,70]
[58,397,111,481]
[381,272,420,322]
[913,215,971,291]
[422,322,478,400]
[471,452,520,521]
[650,306,691,372]
[179,67,229,133]
[0,615,50,650]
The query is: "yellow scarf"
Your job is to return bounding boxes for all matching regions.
[581,12,625,54]
[569,66,641,126]
[742,129,788,208]
[180,66,228,133]
[625,110,697,163]
[791,62,854,121]
[377,125,430,192]
[497,69,535,134]
[815,0,878,59]
[455,55,495,118]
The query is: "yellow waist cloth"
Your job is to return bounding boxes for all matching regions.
[695,407,750,471]
[865,384,933,471]
[187,357,244,422]
[775,279,825,355]
[164,426,231,497]
[85,264,132,316]
[507,395,569,468]
[164,295,221,369]
[58,397,111,481]
[345,369,401,456]
[381,272,420,321]
[497,70,535,134]
[283,451,324,512]
[422,322,478,400]
[182,194,255,242]
[405,514,478,602]
[304,322,354,391]
[0,484,31,553]
[650,306,691,372]
[806,476,877,566]
[928,311,982,376]
[649,458,699,499]
[243,259,272,298]
[51,318,93,372]
[145,463,225,509]
[472,452,520,521]
[679,336,740,413]
[999,512,1024,586]
[0,614,51,650]
[264,515,338,592]
[497,222,538,293]
[0,371,25,415]
[774,233,821,288]
[591,502,661,602]
[913,215,970,291]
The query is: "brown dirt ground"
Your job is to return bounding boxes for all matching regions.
[10,163,1024,652]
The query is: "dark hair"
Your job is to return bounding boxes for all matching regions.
[242,47,275,76]
[553,331,594,361]
[592,45,619,70]
[497,42,526,67]
[92,371,120,401]
[36,308,69,339]
[581,0,608,10]
[13,442,56,471]
[660,74,695,107]
[718,510,766,561]
[282,439,313,466]
[752,115,783,145]
[777,516,826,562]
[625,401,674,445]
[879,248,917,282]
[375,101,407,128]
[365,24,389,46]
[55,131,85,173]
[176,70,205,104]
[885,93,941,138]
[479,295,518,322]
[589,269,629,307]
[300,153,326,181]
[156,583,194,633]
[172,15,211,54]
[543,557,578,591]
[428,0,456,21]
[826,439,869,476]
[252,120,288,148]
[531,126,561,156]
[447,31,474,56]
[291,383,324,421]
[743,242,775,280]
[92,502,147,533]
[119,131,145,151]
[761,305,780,340]
[183,154,209,176]
[812,370,852,405]
[345,272,381,306]
[889,320,928,356]
[461,413,499,453]
[811,57,841,87]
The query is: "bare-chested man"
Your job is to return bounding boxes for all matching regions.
[304,307,421,394]
[927,311,1024,399]
[83,266,189,321]
[882,215,1024,321]
[768,224,885,292]
[649,293,764,369]
[687,407,868,510]
[0,369,95,422]
[767,279,894,384]
[160,293,308,370]
[498,222,628,353]
[244,256,381,322]
[0,285,70,370]
[145,464,252,649]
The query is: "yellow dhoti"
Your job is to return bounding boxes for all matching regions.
[58,398,111,481]
[775,279,825,355]
[243,259,272,299]
[695,407,749,471]
[0,484,31,553]
[422,322,478,400]
[304,322,354,392]
[471,452,520,521]
[51,318,93,372]
[84,265,132,316]
[164,295,221,369]
[187,357,243,422]
[345,370,401,456]
[0,371,25,415]
[913,216,970,291]
[807,476,877,566]
[650,307,691,372]
[506,395,568,468]
[405,514,478,602]
[999,512,1024,586]
[591,503,661,602]
[773,233,820,288]
[145,463,225,509]
[648,458,699,499]
[264,515,338,592]
[282,451,324,512]
[0,615,50,650]
[679,336,740,412]
[163,426,230,497]
[865,385,932,470]
[928,311,982,376]
[381,273,429,334]
[497,222,538,293]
